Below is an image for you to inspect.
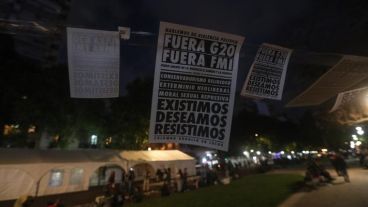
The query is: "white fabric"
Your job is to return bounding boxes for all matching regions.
[0,169,35,201]
[120,150,194,161]
[0,149,195,201]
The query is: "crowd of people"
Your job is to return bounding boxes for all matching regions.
[10,158,281,207]
[95,160,260,207]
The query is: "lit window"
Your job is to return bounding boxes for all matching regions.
[70,168,84,185]
[90,135,98,145]
[49,170,64,187]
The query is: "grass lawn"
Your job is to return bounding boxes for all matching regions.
[130,174,303,207]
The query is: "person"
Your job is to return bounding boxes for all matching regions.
[143,169,151,192]
[108,171,115,185]
[331,153,350,182]
[161,182,170,196]
[13,195,34,207]
[182,168,188,191]
[176,169,183,192]
[156,169,163,182]
[127,168,135,194]
[131,186,143,203]
[46,199,61,207]
[166,168,172,186]
[200,165,208,186]
[305,158,334,183]
[105,172,122,207]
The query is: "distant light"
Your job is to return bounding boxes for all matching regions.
[27,125,36,133]
[280,151,285,155]
[291,151,295,154]
[317,154,322,157]
[256,151,261,155]
[202,157,207,164]
[148,147,152,151]
[268,151,272,154]
[357,130,364,135]
[252,156,257,161]
[356,141,362,146]
[287,155,292,160]
[321,149,328,153]
[352,134,358,139]
[206,152,212,158]
[250,149,254,153]
[255,133,259,137]
[21,96,27,100]
[350,142,355,149]
[311,151,318,154]
[356,126,362,131]
[243,151,249,157]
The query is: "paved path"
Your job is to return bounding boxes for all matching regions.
[278,168,368,207]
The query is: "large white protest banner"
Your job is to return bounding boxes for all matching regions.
[241,43,292,100]
[330,87,368,112]
[149,22,244,151]
[67,27,120,98]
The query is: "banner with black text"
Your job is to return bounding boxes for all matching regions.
[241,43,292,100]
[67,27,120,98]
[149,22,244,151]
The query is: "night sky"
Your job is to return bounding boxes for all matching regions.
[0,0,364,123]
[65,0,368,114]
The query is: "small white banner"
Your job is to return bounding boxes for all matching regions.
[241,43,292,100]
[67,27,120,98]
[149,22,244,151]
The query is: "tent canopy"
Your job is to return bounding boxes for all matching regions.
[0,149,125,164]
[120,150,194,162]
[0,149,194,165]
[287,56,368,107]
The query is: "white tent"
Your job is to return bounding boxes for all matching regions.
[0,149,196,201]
[121,150,196,180]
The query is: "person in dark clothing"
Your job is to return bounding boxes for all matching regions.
[331,154,350,182]
[176,169,183,192]
[182,168,188,191]
[127,169,135,194]
[156,169,163,181]
[305,158,334,183]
